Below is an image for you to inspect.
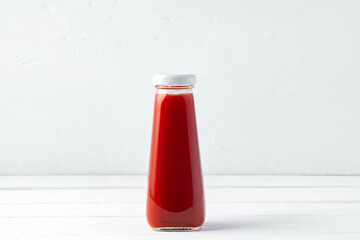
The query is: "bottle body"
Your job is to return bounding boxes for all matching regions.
[147,86,205,231]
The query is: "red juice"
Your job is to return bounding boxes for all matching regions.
[147,90,205,230]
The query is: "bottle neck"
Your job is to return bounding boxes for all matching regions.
[155,85,194,94]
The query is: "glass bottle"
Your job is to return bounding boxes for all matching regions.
[146,74,205,231]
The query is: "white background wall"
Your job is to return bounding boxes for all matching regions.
[1,0,360,175]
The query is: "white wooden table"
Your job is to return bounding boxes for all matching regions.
[0,175,359,239]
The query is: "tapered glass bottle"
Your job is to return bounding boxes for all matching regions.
[147,74,205,231]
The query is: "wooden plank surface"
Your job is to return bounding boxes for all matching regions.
[1,203,360,217]
[0,175,359,239]
[2,235,360,240]
[1,175,360,189]
[0,216,359,235]
[1,188,360,204]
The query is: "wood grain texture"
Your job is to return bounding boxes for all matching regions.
[2,175,360,189]
[0,176,359,239]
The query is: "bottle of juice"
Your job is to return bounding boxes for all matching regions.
[147,74,205,231]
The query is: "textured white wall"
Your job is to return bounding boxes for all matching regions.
[1,0,360,175]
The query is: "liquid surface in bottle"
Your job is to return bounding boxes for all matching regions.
[147,92,205,228]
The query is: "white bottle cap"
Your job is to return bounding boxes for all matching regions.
[152,73,197,86]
